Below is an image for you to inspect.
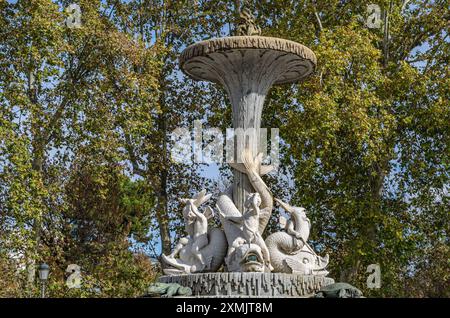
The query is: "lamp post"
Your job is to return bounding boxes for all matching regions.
[38,263,50,298]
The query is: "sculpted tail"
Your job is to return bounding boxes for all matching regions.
[229,148,274,177]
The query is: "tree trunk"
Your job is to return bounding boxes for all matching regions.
[155,77,172,256]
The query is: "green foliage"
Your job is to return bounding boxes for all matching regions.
[0,0,162,297]
[257,0,449,297]
[0,0,448,297]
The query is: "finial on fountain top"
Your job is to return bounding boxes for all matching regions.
[235,7,261,36]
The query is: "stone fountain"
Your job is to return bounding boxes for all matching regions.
[157,9,334,297]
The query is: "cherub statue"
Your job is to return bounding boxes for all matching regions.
[276,198,310,251]
[219,192,273,271]
[166,196,214,265]
[161,190,227,275]
[217,148,274,272]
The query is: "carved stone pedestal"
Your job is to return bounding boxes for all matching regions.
[159,273,334,298]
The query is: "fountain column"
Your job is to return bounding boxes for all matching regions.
[180,36,317,212]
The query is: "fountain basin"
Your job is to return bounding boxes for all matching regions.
[180,36,316,85]
[159,273,334,298]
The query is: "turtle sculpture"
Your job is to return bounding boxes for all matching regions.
[147,282,192,298]
[314,283,364,298]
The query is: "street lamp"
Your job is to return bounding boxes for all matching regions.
[38,263,50,298]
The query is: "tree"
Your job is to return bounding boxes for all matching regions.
[249,0,448,296]
[0,0,162,296]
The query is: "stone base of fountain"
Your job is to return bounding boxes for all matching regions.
[158,273,334,298]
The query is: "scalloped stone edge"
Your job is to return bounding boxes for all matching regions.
[179,36,317,83]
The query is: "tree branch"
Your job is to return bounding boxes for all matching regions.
[382,1,393,68]
[312,0,323,33]
[401,0,411,13]
[124,133,146,176]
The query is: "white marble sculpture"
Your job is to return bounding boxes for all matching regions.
[162,10,330,279]
[216,149,274,272]
[163,149,329,276]
[161,190,227,275]
[265,199,329,275]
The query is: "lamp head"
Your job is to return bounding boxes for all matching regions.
[38,263,50,281]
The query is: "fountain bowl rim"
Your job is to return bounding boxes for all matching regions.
[179,36,317,85]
